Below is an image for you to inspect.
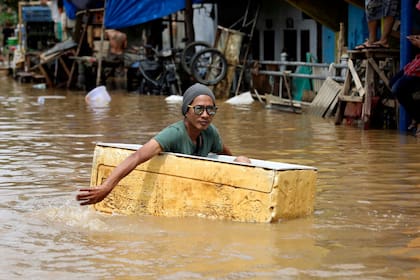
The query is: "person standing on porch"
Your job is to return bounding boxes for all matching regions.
[355,0,399,49]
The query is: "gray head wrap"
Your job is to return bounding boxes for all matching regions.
[182,83,216,115]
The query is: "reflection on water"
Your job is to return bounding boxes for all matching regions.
[0,77,419,279]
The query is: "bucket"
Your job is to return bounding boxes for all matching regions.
[85,86,111,106]
[7,37,18,47]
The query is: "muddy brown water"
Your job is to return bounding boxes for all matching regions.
[0,76,419,279]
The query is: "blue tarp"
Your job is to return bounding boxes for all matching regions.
[64,0,103,20]
[105,0,202,29]
[63,0,77,20]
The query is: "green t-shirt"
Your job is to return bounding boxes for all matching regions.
[154,120,223,156]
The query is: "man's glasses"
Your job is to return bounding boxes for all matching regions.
[187,105,218,116]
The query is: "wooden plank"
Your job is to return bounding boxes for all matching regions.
[334,99,347,125]
[16,71,33,83]
[348,59,365,97]
[339,95,363,102]
[36,65,52,88]
[341,62,352,96]
[362,58,374,125]
[325,93,339,118]
[253,88,264,104]
[282,73,300,113]
[265,94,303,114]
[367,57,391,91]
[58,57,71,76]
[307,77,342,117]
[90,143,317,223]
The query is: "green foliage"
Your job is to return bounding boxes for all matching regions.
[1,0,19,10]
[0,0,18,26]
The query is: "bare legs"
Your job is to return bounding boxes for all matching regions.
[367,16,394,47]
[375,16,394,47]
[356,16,395,49]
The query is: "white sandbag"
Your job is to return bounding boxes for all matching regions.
[225,91,254,105]
[165,95,183,103]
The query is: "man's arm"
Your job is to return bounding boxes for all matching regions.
[219,144,233,156]
[76,139,162,205]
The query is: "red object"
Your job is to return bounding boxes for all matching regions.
[403,55,420,77]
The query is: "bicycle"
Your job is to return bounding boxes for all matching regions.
[181,41,228,86]
[180,41,211,75]
[130,45,183,95]
[190,47,228,86]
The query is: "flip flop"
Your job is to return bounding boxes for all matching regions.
[367,43,389,49]
[355,42,369,50]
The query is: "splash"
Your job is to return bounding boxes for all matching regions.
[32,200,111,232]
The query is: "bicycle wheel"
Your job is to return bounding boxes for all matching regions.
[181,41,212,75]
[190,48,228,86]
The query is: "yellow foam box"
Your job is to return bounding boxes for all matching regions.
[91,143,317,223]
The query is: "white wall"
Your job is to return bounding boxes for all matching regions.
[257,0,317,61]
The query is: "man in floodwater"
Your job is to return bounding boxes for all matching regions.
[77,83,251,206]
[105,29,127,57]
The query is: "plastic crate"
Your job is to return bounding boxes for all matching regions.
[22,6,52,22]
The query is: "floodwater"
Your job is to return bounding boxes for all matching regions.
[0,74,419,280]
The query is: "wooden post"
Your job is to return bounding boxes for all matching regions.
[184,0,195,44]
[336,22,345,64]
[362,54,374,127]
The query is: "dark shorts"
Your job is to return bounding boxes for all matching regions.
[365,0,399,21]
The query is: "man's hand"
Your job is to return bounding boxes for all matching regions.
[75,139,163,206]
[407,35,420,49]
[234,155,252,164]
[76,185,113,206]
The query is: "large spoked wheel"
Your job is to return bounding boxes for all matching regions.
[190,48,228,86]
[181,41,212,75]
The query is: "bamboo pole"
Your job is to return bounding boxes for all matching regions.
[96,0,107,86]
[336,22,345,64]
[184,0,195,44]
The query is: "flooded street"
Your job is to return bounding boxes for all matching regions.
[1,74,419,279]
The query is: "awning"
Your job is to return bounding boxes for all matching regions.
[104,0,202,29]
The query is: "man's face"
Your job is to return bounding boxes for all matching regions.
[185,95,216,131]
